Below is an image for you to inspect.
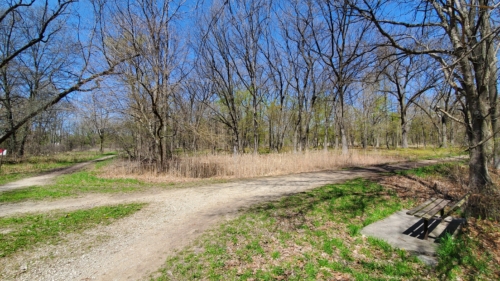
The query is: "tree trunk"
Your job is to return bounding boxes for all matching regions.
[467,94,493,189]
[99,133,104,154]
[323,125,328,152]
[341,125,348,155]
[339,97,348,155]
[232,127,240,156]
[253,95,259,154]
[489,56,500,169]
[441,116,448,148]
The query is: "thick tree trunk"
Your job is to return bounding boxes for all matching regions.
[468,96,493,189]
[489,57,500,169]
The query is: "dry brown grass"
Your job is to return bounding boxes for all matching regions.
[99,150,400,183]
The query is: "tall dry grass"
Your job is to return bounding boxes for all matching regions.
[100,150,400,183]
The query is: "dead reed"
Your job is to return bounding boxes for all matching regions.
[100,150,400,183]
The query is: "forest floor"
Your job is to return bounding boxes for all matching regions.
[0,157,465,280]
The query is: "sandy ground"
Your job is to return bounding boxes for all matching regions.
[0,159,451,281]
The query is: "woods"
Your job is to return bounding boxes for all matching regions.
[1,1,499,213]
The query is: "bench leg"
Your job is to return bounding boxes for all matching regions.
[423,219,429,240]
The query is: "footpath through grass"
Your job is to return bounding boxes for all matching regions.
[0,151,116,186]
[0,169,146,203]
[0,203,145,258]
[0,156,224,203]
[155,165,499,280]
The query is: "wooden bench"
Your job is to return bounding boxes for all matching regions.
[406,194,469,240]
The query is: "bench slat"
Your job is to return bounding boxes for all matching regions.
[421,199,451,220]
[406,198,437,216]
[407,198,437,216]
[412,198,447,218]
[445,194,470,216]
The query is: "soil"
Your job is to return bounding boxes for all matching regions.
[0,158,456,281]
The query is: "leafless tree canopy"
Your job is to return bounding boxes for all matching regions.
[1,0,499,203]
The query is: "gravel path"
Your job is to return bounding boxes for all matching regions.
[0,159,447,280]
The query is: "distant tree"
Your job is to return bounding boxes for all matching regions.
[312,0,375,155]
[378,52,439,148]
[278,0,323,153]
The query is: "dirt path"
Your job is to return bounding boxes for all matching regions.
[0,159,451,280]
[0,155,115,193]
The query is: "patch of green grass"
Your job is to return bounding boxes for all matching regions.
[397,162,464,178]
[378,147,466,160]
[0,151,115,185]
[436,233,493,280]
[0,171,144,203]
[154,179,426,280]
[0,203,145,258]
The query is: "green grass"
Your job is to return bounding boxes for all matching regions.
[0,151,116,185]
[154,178,428,280]
[436,233,493,280]
[154,175,498,281]
[379,147,466,161]
[0,203,145,258]
[396,162,465,178]
[0,170,145,203]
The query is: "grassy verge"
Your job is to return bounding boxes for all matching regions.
[0,203,145,258]
[0,170,145,203]
[0,151,116,185]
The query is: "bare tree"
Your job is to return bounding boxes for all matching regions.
[350,0,500,215]
[222,0,270,154]
[79,91,111,153]
[0,0,133,146]
[312,0,375,155]
[96,0,187,170]
[279,0,323,153]
[196,1,243,155]
[379,53,439,148]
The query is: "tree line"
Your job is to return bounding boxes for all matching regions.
[1,1,499,205]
